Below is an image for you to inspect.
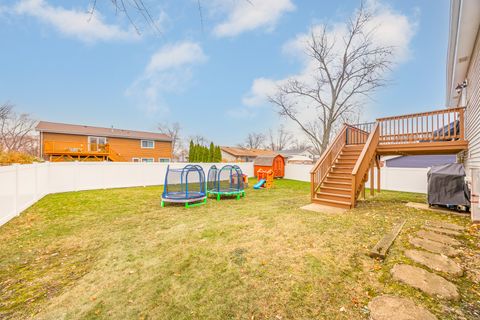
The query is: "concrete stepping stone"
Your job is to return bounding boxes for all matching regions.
[409,237,461,257]
[405,249,463,276]
[423,226,462,237]
[368,295,437,320]
[425,220,465,231]
[416,230,461,246]
[391,264,460,301]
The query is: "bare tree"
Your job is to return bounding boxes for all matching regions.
[241,132,265,149]
[267,125,293,151]
[158,121,182,158]
[189,134,209,146]
[290,139,311,152]
[269,3,392,155]
[88,0,160,34]
[0,104,11,121]
[0,103,38,154]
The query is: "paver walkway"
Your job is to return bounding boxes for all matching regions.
[391,264,460,300]
[425,220,465,231]
[369,219,466,318]
[409,237,461,257]
[416,230,461,246]
[368,295,437,320]
[423,226,461,236]
[404,249,463,276]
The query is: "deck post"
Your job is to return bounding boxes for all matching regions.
[375,155,381,193]
[370,161,374,197]
[459,107,465,141]
[362,183,366,199]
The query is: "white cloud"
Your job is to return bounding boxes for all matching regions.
[126,41,207,113]
[243,1,418,110]
[212,0,295,37]
[13,0,138,43]
[242,78,278,107]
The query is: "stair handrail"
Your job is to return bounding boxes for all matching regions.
[310,124,348,198]
[351,122,380,205]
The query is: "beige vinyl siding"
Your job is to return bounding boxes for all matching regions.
[465,28,480,175]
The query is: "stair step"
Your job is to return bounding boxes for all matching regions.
[344,144,365,149]
[322,181,351,189]
[339,154,360,159]
[331,168,352,174]
[327,174,351,181]
[319,186,351,195]
[337,159,357,163]
[317,192,351,201]
[334,163,355,169]
[312,197,352,209]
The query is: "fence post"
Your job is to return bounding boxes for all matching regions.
[14,164,19,216]
[74,161,79,191]
[34,162,39,201]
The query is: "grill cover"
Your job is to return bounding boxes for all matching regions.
[427,163,470,206]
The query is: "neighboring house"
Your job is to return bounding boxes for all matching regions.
[36,121,173,162]
[447,0,480,177]
[220,146,275,162]
[279,148,316,163]
[385,155,456,168]
[286,155,314,164]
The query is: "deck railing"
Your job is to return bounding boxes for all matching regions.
[310,125,348,198]
[376,107,465,145]
[44,141,110,154]
[346,122,375,145]
[351,123,380,205]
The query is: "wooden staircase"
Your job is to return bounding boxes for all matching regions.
[310,123,380,209]
[310,106,468,209]
[313,144,364,208]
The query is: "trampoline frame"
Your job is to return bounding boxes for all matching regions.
[161,164,207,208]
[207,165,246,200]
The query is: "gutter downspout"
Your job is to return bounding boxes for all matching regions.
[448,0,463,108]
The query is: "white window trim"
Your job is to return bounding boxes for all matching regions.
[132,157,140,162]
[158,158,170,163]
[141,158,154,163]
[141,140,155,149]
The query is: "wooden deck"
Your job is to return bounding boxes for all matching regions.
[377,140,468,155]
[310,107,468,209]
[43,141,112,162]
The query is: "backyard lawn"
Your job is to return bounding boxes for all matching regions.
[0,179,478,319]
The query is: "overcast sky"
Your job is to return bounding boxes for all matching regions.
[0,0,450,145]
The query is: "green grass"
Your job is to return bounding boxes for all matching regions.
[0,179,478,319]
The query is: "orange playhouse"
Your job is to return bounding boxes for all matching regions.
[253,154,285,178]
[253,169,274,189]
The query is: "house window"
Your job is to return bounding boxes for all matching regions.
[132,158,140,162]
[158,158,170,163]
[88,136,108,152]
[141,158,154,163]
[141,140,155,149]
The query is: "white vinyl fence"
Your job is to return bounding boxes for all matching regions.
[283,163,429,193]
[0,162,254,227]
[366,167,429,194]
[0,161,429,227]
[284,164,313,182]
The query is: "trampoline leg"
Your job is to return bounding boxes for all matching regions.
[161,200,165,208]
[217,194,220,201]
[236,194,240,200]
[185,202,190,208]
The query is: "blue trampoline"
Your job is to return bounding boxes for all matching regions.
[161,165,207,208]
[207,165,245,200]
